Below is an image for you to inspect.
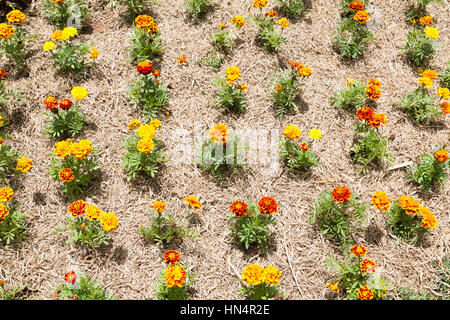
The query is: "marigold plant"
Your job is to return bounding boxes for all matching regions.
[0,69,22,108]
[330,78,381,112]
[0,144,32,184]
[129,15,163,63]
[252,6,289,53]
[239,264,282,300]
[41,0,90,28]
[439,61,450,89]
[0,188,28,245]
[184,0,213,20]
[212,66,247,114]
[107,0,156,18]
[55,271,115,300]
[402,26,440,67]
[228,198,277,252]
[275,0,306,19]
[49,139,101,198]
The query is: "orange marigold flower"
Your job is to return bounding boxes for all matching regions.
[164,265,187,288]
[164,250,181,265]
[238,83,248,91]
[327,281,339,293]
[258,196,278,215]
[264,266,281,285]
[52,0,65,3]
[64,271,76,284]
[357,285,374,300]
[100,212,119,232]
[288,61,301,69]
[367,113,387,128]
[349,0,364,12]
[137,61,153,75]
[420,16,433,25]
[371,191,390,212]
[284,125,301,140]
[368,78,381,87]
[275,85,283,92]
[253,0,268,8]
[0,203,10,222]
[44,96,58,110]
[70,140,93,159]
[150,200,167,213]
[231,16,246,28]
[354,10,370,24]
[422,69,438,80]
[6,10,26,25]
[153,70,161,77]
[184,195,202,209]
[85,204,102,221]
[331,186,351,203]
[360,258,377,273]
[230,200,248,217]
[366,84,381,100]
[68,200,86,217]
[0,23,14,39]
[89,47,99,60]
[209,123,229,144]
[420,207,438,229]
[351,245,367,258]
[54,139,72,158]
[397,196,421,215]
[178,55,187,64]
[0,69,6,79]
[434,149,449,163]
[301,143,309,151]
[297,65,312,77]
[59,168,74,182]
[242,264,265,285]
[441,101,450,115]
[135,15,155,30]
[16,158,33,173]
[136,138,155,154]
[0,187,14,202]
[59,99,72,111]
[356,107,375,122]
[265,10,278,18]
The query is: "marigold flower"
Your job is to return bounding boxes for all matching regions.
[253,0,268,8]
[424,26,439,39]
[61,27,78,40]
[418,76,433,88]
[68,200,86,217]
[309,129,322,140]
[331,186,351,203]
[225,66,241,84]
[297,65,312,77]
[85,204,103,221]
[52,0,65,3]
[360,258,377,273]
[357,285,374,300]
[301,143,309,151]
[43,41,55,51]
[135,15,155,30]
[0,137,3,145]
[354,10,370,24]
[0,187,14,202]
[150,200,167,213]
[367,113,387,128]
[100,212,119,232]
[277,18,290,29]
[164,265,187,288]
[356,107,375,122]
[371,191,390,212]
[410,19,417,24]
[128,119,142,130]
[419,16,433,25]
[265,10,278,18]
[209,123,229,144]
[0,203,9,222]
[71,87,87,100]
[164,250,181,265]
[0,69,6,79]
[348,1,364,11]
[137,138,155,154]
[366,84,381,100]
[421,69,438,80]
[59,168,74,182]
[284,125,301,140]
[231,16,246,29]
[434,149,449,163]
[350,245,367,258]
[6,10,26,25]
[137,61,153,75]
[184,195,202,209]
[70,140,93,159]
[44,96,59,110]
[242,264,265,285]
[59,99,72,111]
[178,55,187,64]
[0,23,14,39]
[264,266,281,285]
[397,196,421,215]
[420,208,438,229]
[327,281,339,293]
[16,158,33,173]
[137,124,156,139]
[368,78,381,87]
[64,271,76,284]
[153,70,161,77]
[258,196,278,215]
[51,30,64,41]
[346,78,355,87]
[437,88,450,100]
[54,139,72,158]
[89,47,99,60]
[230,200,248,217]
[149,118,162,129]
[238,83,248,91]
[218,23,226,28]
[275,85,283,92]
[441,102,450,115]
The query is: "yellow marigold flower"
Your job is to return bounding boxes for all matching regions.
[137,124,156,139]
[253,0,268,8]
[422,69,438,80]
[184,195,201,209]
[284,125,301,140]
[218,23,226,28]
[70,140,93,159]
[89,47,99,60]
[150,118,162,129]
[242,264,265,286]
[71,86,87,100]
[225,66,241,84]
[418,76,433,88]
[277,18,290,29]
[150,200,166,213]
[54,139,73,158]
[264,266,281,285]
[6,10,26,25]
[85,204,103,221]
[0,187,14,202]
[297,65,312,77]
[61,27,78,40]
[354,10,370,24]
[309,129,322,140]
[0,23,15,39]
[43,41,55,51]
[136,138,155,154]
[16,158,33,173]
[164,265,187,288]
[397,196,421,215]
[327,281,339,293]
[231,16,246,29]
[209,123,229,144]
[437,88,450,100]
[346,78,355,87]
[371,191,390,212]
[128,119,142,130]
[100,212,119,232]
[424,27,439,39]
[419,16,433,25]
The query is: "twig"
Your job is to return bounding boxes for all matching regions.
[227,257,246,286]
[388,161,413,171]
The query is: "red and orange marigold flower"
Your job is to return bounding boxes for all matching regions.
[367,113,387,128]
[258,196,278,215]
[16,158,33,173]
[209,123,229,144]
[366,84,381,100]
[59,168,74,182]
[354,10,370,24]
[44,96,59,110]
[68,200,86,217]
[242,264,265,285]
[360,258,377,273]
[64,271,76,284]
[356,107,375,122]
[441,102,450,115]
[264,266,281,285]
[184,195,202,210]
[164,265,187,288]
[0,187,14,202]
[59,99,72,111]
[230,200,248,217]
[150,200,167,213]
[371,191,390,212]
[420,207,438,230]
[419,16,433,25]
[350,245,367,258]
[434,149,449,163]
[0,23,14,39]
[357,285,374,300]
[137,61,153,75]
[253,0,268,8]
[164,250,181,265]
[6,10,26,25]
[331,186,351,203]
[349,1,364,11]
[397,196,421,215]
[0,203,9,223]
